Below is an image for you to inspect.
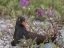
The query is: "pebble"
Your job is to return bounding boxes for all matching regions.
[39,43,54,48]
[4,45,10,48]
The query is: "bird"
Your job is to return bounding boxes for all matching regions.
[11,16,57,46]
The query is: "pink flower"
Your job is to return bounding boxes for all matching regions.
[35,8,43,16]
[20,0,26,6]
[51,11,54,16]
[38,11,43,16]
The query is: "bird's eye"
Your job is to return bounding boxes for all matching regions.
[18,18,20,21]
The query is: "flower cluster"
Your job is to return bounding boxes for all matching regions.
[20,0,55,17]
[35,8,43,16]
[20,0,27,6]
[35,8,55,17]
[20,0,31,6]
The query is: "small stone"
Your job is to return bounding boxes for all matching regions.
[0,46,3,48]
[4,45,10,48]
[39,43,54,48]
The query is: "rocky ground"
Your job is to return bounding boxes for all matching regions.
[0,17,15,48]
[0,16,64,48]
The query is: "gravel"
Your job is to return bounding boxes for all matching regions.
[0,17,63,48]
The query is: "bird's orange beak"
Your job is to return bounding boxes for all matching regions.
[22,22,26,27]
[22,22,29,31]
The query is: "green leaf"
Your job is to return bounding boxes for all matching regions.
[40,42,44,46]
[49,38,52,43]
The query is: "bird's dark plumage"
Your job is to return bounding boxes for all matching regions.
[11,16,56,46]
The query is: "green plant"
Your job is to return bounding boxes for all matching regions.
[18,36,37,48]
[0,0,64,19]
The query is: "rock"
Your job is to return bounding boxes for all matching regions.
[0,20,4,24]
[4,45,10,48]
[39,43,54,48]
[56,26,64,47]
[0,39,4,44]
[0,46,3,48]
[5,20,11,23]
[0,39,4,48]
[3,33,10,41]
